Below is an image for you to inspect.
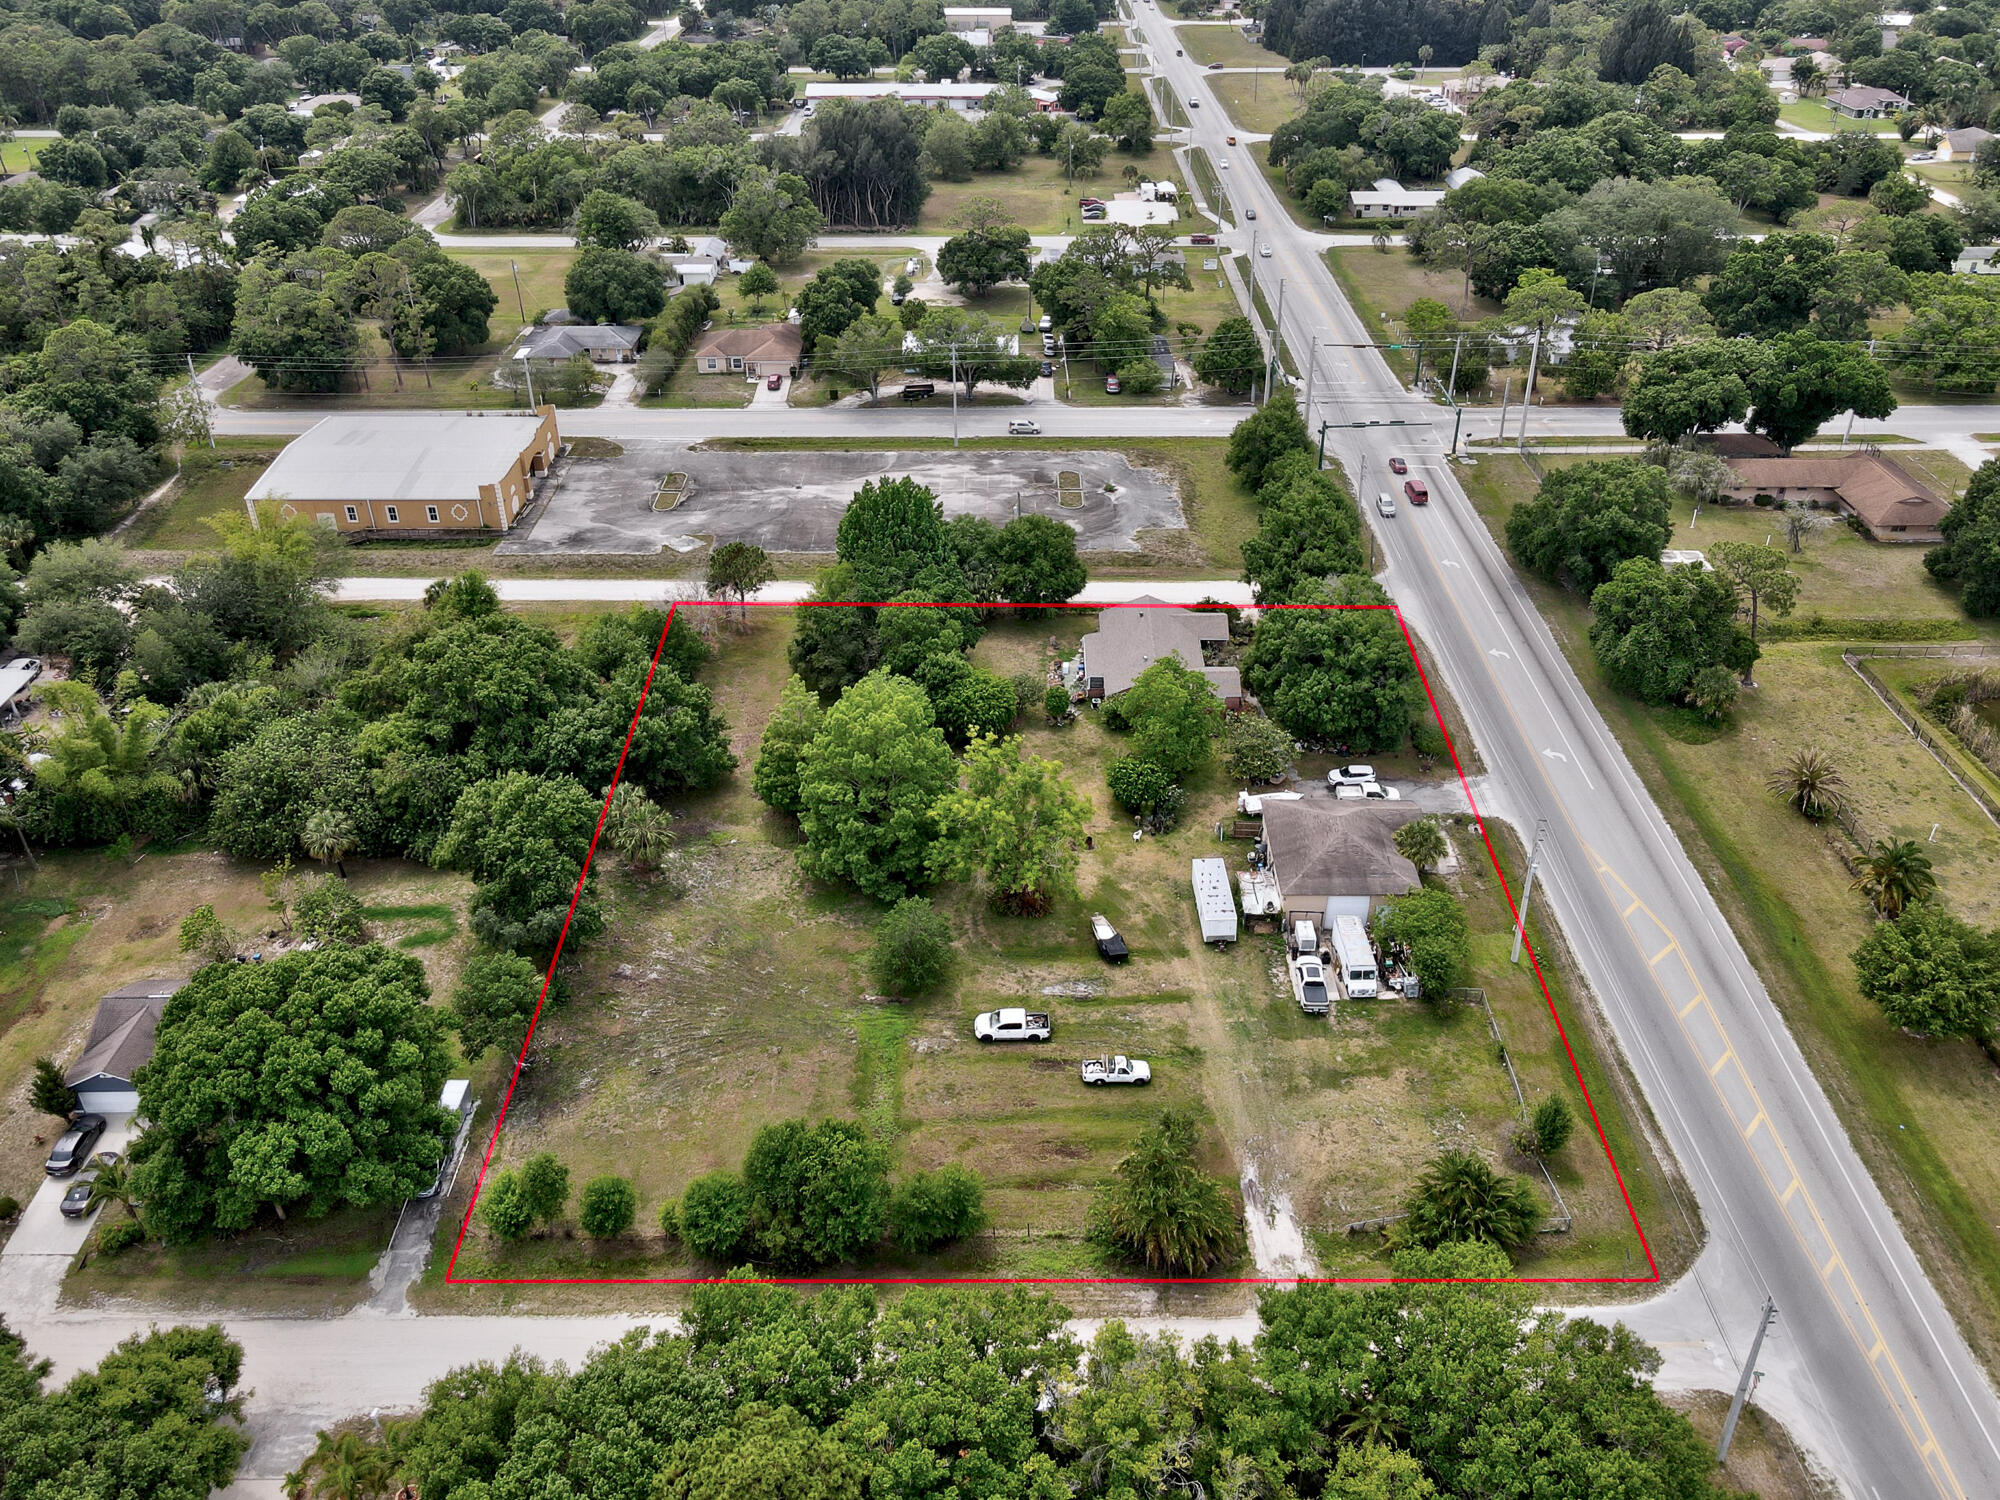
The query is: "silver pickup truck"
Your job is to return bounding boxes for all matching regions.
[974,1007,1052,1042]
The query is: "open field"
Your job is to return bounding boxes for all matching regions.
[1209,72,1303,134]
[1327,246,1497,386]
[919,155,1199,237]
[0,137,50,173]
[219,323,537,412]
[1176,23,1289,70]
[447,248,579,338]
[1457,451,2000,1372]
[1779,101,1903,136]
[122,440,281,551]
[424,608,1673,1310]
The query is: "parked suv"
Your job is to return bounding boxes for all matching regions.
[45,1114,107,1177]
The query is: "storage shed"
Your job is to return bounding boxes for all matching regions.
[1192,858,1239,944]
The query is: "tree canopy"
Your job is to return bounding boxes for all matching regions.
[1505,458,1673,593]
[129,944,453,1242]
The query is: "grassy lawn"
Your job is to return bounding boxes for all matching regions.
[122,439,282,551]
[1779,101,1903,136]
[1210,71,1303,134]
[1457,452,2000,1372]
[68,1205,400,1316]
[649,354,756,409]
[0,137,50,173]
[698,434,1258,576]
[1150,76,1190,130]
[426,609,1667,1305]
[922,157,1117,236]
[1327,247,1498,386]
[1912,161,1975,190]
[1176,23,1289,70]
[1186,146,1231,226]
[446,248,580,338]
[219,322,534,411]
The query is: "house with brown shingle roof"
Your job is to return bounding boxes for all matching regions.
[694,322,803,377]
[1721,451,1951,543]
[1258,801,1421,921]
[1077,597,1241,708]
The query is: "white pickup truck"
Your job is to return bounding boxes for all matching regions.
[974,1007,1052,1043]
[1081,1055,1152,1086]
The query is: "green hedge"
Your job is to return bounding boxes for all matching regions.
[1761,616,1977,642]
[638,284,721,397]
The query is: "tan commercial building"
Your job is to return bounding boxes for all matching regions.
[1721,451,1951,544]
[245,409,560,536]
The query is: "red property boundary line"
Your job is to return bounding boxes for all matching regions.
[444,600,1658,1288]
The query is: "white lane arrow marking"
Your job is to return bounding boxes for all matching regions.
[1489,648,1511,660]
[1542,748,1568,763]
[1441,558,1462,568]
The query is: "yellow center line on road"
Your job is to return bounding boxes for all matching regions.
[1398,512,1967,1500]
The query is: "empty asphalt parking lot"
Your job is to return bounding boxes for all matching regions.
[496,444,1187,554]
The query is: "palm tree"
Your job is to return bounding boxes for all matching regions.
[84,1157,139,1220]
[606,783,675,878]
[1852,838,1937,918]
[1766,746,1848,822]
[302,807,358,878]
[1397,1149,1542,1252]
[284,1425,398,1500]
[1393,816,1448,873]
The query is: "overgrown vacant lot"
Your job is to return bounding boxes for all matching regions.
[436,608,1671,1303]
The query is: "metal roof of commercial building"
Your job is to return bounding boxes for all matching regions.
[246,413,549,504]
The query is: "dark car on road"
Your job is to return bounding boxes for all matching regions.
[45,1114,106,1177]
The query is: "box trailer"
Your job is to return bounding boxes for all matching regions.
[1331,914,1379,999]
[1192,858,1239,944]
[1237,868,1281,917]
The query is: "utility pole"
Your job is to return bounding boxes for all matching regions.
[1264,276,1286,397]
[949,340,959,448]
[1511,820,1548,964]
[1495,373,1512,455]
[1302,338,1320,416]
[1718,1299,1779,1464]
[1316,418,1329,469]
[1445,334,1465,454]
[523,358,537,412]
[1516,327,1542,452]
[510,259,526,322]
[185,352,214,448]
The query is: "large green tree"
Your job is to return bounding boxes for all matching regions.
[128,945,453,1242]
[1243,576,1417,750]
[1505,458,1673,593]
[435,772,607,953]
[930,734,1091,914]
[796,671,957,901]
[1853,900,2000,1039]
[1241,454,1365,603]
[743,1117,892,1269]
[1744,331,1896,452]
[0,1322,249,1500]
[1225,399,1311,489]
[1620,339,1761,446]
[1588,558,1754,708]
[1926,458,2000,616]
[1090,1108,1244,1275]
[1120,655,1225,777]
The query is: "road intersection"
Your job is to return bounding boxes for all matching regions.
[41,15,2000,1498]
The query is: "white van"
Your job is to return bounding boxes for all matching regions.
[1038,314,1053,333]
[1331,915,1378,999]
[1008,419,1041,435]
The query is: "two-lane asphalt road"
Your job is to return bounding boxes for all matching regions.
[1125,4,2000,1492]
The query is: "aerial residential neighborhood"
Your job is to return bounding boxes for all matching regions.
[4,0,2000,1496]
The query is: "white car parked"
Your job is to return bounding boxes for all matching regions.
[1327,764,1376,787]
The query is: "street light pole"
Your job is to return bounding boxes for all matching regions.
[1264,276,1286,397]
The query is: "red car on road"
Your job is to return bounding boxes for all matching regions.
[767,373,782,390]
[1403,479,1429,505]
[1388,456,1408,475]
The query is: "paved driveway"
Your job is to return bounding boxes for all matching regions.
[499,443,1186,555]
[1,1115,137,1298]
